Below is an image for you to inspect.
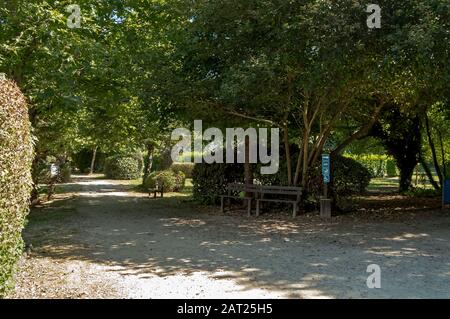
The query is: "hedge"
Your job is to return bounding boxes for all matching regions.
[192,162,245,204]
[331,156,372,197]
[170,163,194,179]
[192,155,371,208]
[104,154,143,180]
[144,170,186,192]
[0,78,34,296]
[344,154,398,177]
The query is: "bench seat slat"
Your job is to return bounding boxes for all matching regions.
[257,198,300,203]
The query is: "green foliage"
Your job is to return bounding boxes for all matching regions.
[386,160,398,177]
[104,154,143,180]
[144,170,186,192]
[371,106,422,192]
[404,188,441,198]
[0,79,33,296]
[58,163,72,183]
[32,156,72,185]
[72,149,107,173]
[344,154,397,178]
[170,163,195,179]
[192,163,244,205]
[331,156,372,198]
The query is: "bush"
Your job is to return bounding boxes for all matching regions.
[170,163,195,179]
[192,162,244,204]
[104,154,143,180]
[331,155,372,197]
[144,170,185,192]
[386,159,397,177]
[345,154,395,177]
[0,78,34,296]
[58,163,72,183]
[404,187,441,198]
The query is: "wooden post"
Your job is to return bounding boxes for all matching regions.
[320,198,332,218]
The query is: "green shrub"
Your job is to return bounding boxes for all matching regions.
[332,155,372,197]
[58,163,72,183]
[0,78,34,296]
[404,187,441,198]
[192,162,244,204]
[386,159,397,177]
[173,171,186,191]
[344,154,395,178]
[104,154,143,180]
[144,170,185,192]
[170,163,195,179]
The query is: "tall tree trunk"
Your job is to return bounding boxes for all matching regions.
[371,105,421,193]
[142,142,155,184]
[438,129,447,178]
[301,127,310,189]
[398,161,416,193]
[424,112,443,187]
[283,125,292,185]
[419,152,440,190]
[293,136,303,186]
[89,146,98,175]
[244,136,253,196]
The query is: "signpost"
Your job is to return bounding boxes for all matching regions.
[443,178,450,209]
[321,154,331,218]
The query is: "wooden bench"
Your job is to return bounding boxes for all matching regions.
[148,182,164,198]
[220,183,260,216]
[255,185,303,217]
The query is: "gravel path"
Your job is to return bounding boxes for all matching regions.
[9,176,450,298]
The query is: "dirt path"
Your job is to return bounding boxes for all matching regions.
[9,175,450,298]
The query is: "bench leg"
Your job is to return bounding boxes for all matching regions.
[247,199,252,217]
[221,197,224,213]
[293,203,297,218]
[256,200,260,217]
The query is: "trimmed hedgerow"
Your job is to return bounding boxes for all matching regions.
[0,78,34,296]
[104,154,143,180]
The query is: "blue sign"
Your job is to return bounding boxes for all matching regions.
[322,154,330,184]
[444,178,450,205]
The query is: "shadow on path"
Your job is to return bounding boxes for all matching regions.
[24,176,450,298]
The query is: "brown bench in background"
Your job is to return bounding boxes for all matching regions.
[220,183,260,216]
[255,185,303,217]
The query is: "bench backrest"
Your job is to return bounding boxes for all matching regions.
[258,185,302,198]
[226,183,302,197]
[226,183,260,194]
